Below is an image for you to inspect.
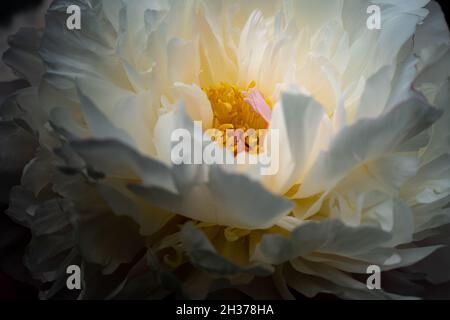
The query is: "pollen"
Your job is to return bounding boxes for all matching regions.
[204,82,272,154]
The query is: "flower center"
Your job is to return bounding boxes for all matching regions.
[204,82,272,154]
[204,81,272,131]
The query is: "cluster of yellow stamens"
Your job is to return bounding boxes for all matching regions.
[204,82,272,155]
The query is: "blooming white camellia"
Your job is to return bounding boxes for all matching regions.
[0,0,450,299]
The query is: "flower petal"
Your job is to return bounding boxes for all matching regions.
[299,97,441,198]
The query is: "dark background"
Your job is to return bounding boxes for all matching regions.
[0,0,449,300]
[0,1,45,27]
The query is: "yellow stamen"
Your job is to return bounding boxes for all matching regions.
[204,82,271,155]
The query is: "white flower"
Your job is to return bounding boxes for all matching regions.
[1,0,450,299]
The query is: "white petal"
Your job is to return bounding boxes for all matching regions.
[131,164,293,230]
[414,1,450,54]
[253,219,391,265]
[69,139,177,194]
[180,223,273,276]
[76,77,158,156]
[266,90,331,195]
[299,98,440,198]
[2,28,44,86]
[355,65,396,121]
[173,82,213,128]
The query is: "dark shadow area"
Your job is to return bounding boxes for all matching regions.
[0,1,45,27]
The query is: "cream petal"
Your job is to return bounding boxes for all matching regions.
[173,82,213,128]
[355,65,396,121]
[386,56,419,110]
[69,139,177,194]
[131,164,293,229]
[284,0,344,32]
[61,141,176,236]
[13,87,54,147]
[353,246,440,271]
[109,253,168,299]
[197,1,238,85]
[342,0,428,86]
[21,148,54,197]
[416,48,450,94]
[76,77,158,156]
[402,154,450,206]
[421,82,450,163]
[6,186,76,283]
[417,212,450,237]
[49,106,90,140]
[238,9,300,97]
[266,90,332,195]
[295,56,339,115]
[180,223,273,277]
[285,262,416,300]
[76,81,135,148]
[255,216,439,277]
[253,219,391,265]
[42,0,128,88]
[365,198,415,247]
[97,181,175,237]
[167,38,200,84]
[289,258,406,299]
[370,10,427,72]
[405,235,450,285]
[414,1,450,54]
[76,213,144,274]
[368,155,420,195]
[2,28,45,86]
[299,98,441,198]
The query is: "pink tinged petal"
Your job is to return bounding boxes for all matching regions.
[244,88,272,123]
